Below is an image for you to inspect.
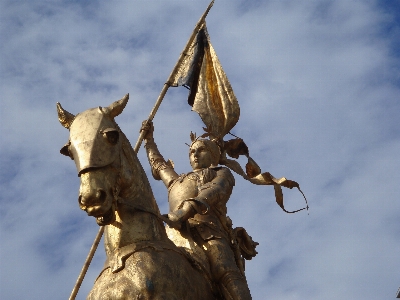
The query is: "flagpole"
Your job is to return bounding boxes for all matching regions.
[69,226,104,300]
[133,0,215,152]
[69,1,215,299]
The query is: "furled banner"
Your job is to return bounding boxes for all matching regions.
[170,25,239,139]
[170,24,308,213]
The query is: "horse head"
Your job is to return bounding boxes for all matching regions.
[57,95,219,300]
[57,94,129,226]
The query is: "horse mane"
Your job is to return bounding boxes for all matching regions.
[115,122,161,215]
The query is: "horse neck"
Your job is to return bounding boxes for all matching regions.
[104,133,169,256]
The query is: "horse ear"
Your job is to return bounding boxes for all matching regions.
[57,102,75,129]
[106,93,129,118]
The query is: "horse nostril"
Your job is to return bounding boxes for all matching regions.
[96,189,106,203]
[78,189,106,208]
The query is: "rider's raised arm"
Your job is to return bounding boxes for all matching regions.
[142,123,179,188]
[144,139,179,188]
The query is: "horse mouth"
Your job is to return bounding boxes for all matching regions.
[96,207,115,226]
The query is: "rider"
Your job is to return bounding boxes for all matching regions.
[142,121,252,300]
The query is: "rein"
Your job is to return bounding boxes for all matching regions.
[116,197,172,227]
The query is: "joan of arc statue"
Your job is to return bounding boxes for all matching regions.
[143,122,253,300]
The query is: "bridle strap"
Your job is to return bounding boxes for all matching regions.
[116,197,173,226]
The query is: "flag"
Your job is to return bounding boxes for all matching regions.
[171,25,240,139]
[170,24,308,214]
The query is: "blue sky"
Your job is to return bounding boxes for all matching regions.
[1,0,399,299]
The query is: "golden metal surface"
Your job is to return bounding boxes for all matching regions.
[143,125,254,300]
[168,21,307,213]
[133,0,214,152]
[58,96,220,299]
[57,1,307,298]
[171,25,240,139]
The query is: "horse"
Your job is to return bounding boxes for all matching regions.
[57,94,219,300]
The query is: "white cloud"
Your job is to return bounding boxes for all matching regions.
[1,0,399,299]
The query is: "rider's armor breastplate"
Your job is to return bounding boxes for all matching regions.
[168,169,225,241]
[168,172,200,212]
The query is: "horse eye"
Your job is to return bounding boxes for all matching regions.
[102,129,119,145]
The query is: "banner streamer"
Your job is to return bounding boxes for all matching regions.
[172,24,308,213]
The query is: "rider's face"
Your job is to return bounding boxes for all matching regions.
[189,141,213,171]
